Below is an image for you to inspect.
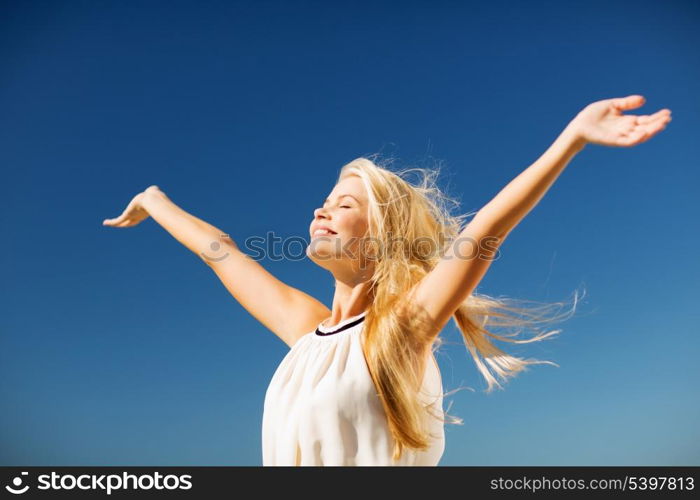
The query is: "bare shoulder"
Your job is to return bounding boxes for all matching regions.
[281,297,331,349]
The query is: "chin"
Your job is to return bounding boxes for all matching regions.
[306,244,344,271]
[307,244,332,261]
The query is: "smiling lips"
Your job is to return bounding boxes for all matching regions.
[312,226,337,237]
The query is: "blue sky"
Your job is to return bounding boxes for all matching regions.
[1,0,698,466]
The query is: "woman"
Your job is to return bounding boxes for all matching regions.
[103,95,671,466]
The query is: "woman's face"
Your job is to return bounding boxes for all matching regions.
[306,175,370,268]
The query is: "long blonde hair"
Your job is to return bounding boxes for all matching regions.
[337,156,582,462]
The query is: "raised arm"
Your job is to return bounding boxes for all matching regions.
[103,186,330,347]
[405,95,672,339]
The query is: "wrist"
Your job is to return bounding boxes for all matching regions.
[140,187,167,212]
[560,123,587,154]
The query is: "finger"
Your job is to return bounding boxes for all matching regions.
[114,219,132,228]
[618,126,651,146]
[618,117,669,146]
[611,95,646,111]
[639,119,669,137]
[635,112,671,133]
[636,109,671,125]
[106,212,128,226]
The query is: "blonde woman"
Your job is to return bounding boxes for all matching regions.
[103,95,670,466]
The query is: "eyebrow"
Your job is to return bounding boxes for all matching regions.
[323,194,362,205]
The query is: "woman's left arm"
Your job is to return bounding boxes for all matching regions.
[407,95,671,338]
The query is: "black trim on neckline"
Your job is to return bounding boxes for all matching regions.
[315,315,366,336]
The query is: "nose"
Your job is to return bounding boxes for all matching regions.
[314,207,329,219]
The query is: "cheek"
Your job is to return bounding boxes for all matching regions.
[342,215,368,237]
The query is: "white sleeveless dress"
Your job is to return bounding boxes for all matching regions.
[262,310,445,466]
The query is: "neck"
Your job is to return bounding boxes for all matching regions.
[326,277,373,326]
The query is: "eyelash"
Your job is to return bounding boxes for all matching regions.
[320,204,352,210]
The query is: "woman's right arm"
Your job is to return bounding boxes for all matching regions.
[104,186,330,347]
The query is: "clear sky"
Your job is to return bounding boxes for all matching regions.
[1,0,698,466]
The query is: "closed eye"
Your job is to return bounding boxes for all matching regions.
[340,205,351,209]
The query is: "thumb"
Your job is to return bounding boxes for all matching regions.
[611,94,645,111]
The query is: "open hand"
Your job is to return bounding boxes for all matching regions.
[570,95,671,147]
[102,186,160,228]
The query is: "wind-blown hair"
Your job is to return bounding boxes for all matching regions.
[337,156,582,462]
